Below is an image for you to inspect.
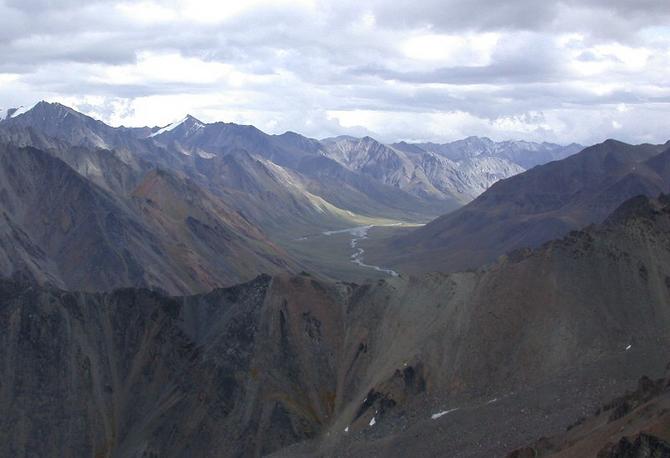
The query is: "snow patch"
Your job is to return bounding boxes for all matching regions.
[197,150,216,159]
[83,158,103,177]
[150,116,203,137]
[431,408,459,420]
[10,103,38,118]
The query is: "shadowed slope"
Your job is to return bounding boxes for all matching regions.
[2,195,670,457]
[0,144,299,294]
[372,139,670,274]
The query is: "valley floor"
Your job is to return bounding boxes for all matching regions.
[279,221,422,282]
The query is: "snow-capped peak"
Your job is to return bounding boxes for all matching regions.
[0,101,40,121]
[149,115,204,138]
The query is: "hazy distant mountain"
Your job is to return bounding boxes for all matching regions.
[396,136,583,169]
[147,115,459,220]
[374,139,670,274]
[0,103,577,227]
[3,194,670,457]
[322,135,526,203]
[322,135,582,205]
[0,102,458,230]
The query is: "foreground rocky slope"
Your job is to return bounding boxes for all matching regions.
[2,194,670,457]
[508,372,670,457]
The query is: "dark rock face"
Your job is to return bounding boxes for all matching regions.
[599,434,670,458]
[0,275,278,457]
[601,376,668,423]
[509,370,670,458]
[0,273,352,457]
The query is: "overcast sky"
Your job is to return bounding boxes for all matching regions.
[1,0,669,145]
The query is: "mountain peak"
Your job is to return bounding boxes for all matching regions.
[149,115,205,138]
[0,101,88,123]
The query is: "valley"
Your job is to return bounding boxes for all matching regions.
[291,222,413,281]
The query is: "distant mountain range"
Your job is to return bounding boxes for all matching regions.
[0,101,581,205]
[0,101,582,291]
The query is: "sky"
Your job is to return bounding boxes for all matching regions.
[0,0,669,145]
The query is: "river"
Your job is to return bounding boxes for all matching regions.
[320,225,399,277]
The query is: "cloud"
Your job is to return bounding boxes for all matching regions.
[0,0,668,145]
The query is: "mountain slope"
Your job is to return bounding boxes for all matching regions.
[130,168,298,289]
[0,101,156,196]
[0,103,454,229]
[399,136,583,169]
[0,143,298,293]
[507,372,670,457]
[150,122,456,221]
[322,135,525,203]
[0,101,151,150]
[373,139,670,274]
[0,103,580,240]
[3,194,670,457]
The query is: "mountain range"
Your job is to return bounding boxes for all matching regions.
[0,101,582,291]
[365,138,670,275]
[1,100,670,458]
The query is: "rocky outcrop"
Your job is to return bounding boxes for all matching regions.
[599,434,670,458]
[507,372,670,458]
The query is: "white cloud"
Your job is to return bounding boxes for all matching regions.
[400,33,499,66]
[0,0,668,145]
